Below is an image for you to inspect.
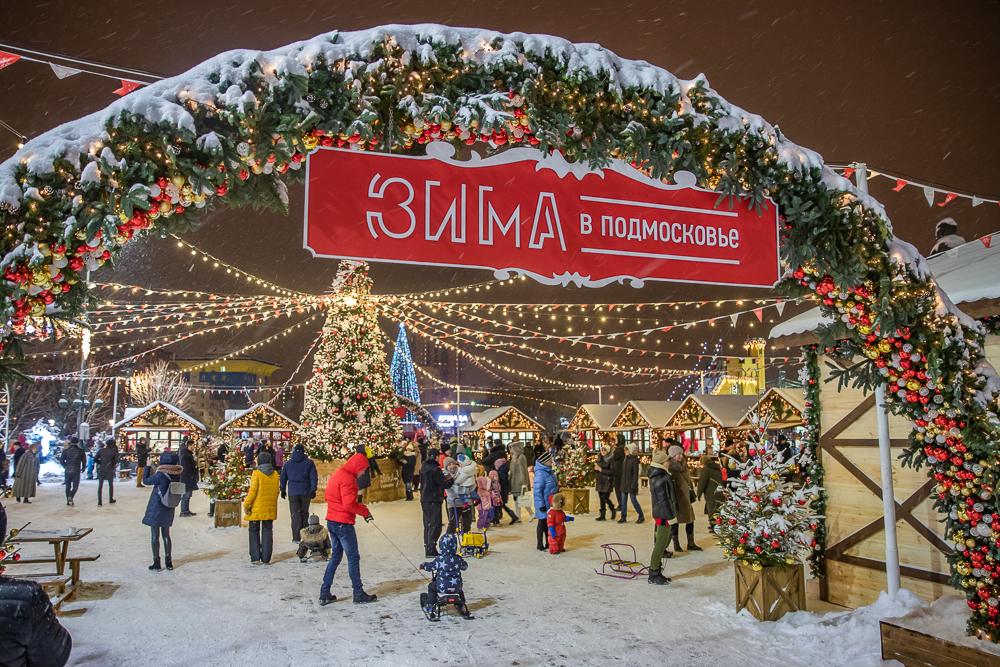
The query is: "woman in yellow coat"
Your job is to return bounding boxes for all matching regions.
[244,450,280,564]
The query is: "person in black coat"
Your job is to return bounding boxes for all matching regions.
[611,435,626,510]
[492,456,519,525]
[279,444,318,542]
[94,439,119,506]
[618,444,644,523]
[178,440,199,517]
[216,441,229,463]
[418,449,454,557]
[594,445,617,520]
[648,450,678,585]
[401,442,417,501]
[135,437,149,488]
[60,437,86,507]
[0,574,73,666]
[11,442,25,483]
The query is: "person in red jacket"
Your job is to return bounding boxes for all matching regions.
[546,493,574,554]
[319,452,377,605]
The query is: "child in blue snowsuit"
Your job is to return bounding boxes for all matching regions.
[419,533,472,620]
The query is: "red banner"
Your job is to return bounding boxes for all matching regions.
[304,144,779,288]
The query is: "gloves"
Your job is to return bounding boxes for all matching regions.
[280,491,286,499]
[364,513,374,523]
[565,515,575,522]
[310,492,316,500]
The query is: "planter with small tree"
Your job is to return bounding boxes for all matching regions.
[204,445,251,528]
[557,444,595,514]
[713,414,822,621]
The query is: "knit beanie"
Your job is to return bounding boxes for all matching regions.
[308,514,319,526]
[537,450,553,466]
[650,450,669,470]
[667,445,684,459]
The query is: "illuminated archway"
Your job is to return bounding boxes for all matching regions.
[0,25,996,637]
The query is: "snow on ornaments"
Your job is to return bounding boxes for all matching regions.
[204,445,251,527]
[714,413,822,621]
[297,261,401,461]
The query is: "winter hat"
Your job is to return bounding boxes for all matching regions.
[494,457,506,470]
[626,443,637,455]
[650,450,669,471]
[550,492,565,510]
[257,451,273,466]
[438,532,458,555]
[600,444,611,455]
[442,456,457,471]
[667,445,684,459]
[159,452,179,466]
[537,450,553,466]
[308,514,319,526]
[427,447,440,461]
[293,443,305,452]
[440,442,451,455]
[404,443,415,455]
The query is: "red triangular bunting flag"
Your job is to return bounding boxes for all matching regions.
[892,179,907,192]
[585,343,591,350]
[937,193,958,207]
[113,80,143,96]
[981,236,993,248]
[753,308,764,322]
[842,167,855,179]
[661,325,673,333]
[0,51,20,71]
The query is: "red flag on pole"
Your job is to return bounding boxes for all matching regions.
[113,80,143,96]
[0,51,20,71]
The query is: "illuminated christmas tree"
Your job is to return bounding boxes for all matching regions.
[204,445,251,501]
[298,261,402,460]
[713,413,822,570]
[390,323,421,424]
[557,443,595,489]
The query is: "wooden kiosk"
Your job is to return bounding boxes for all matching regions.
[569,403,622,451]
[609,400,681,453]
[461,406,544,451]
[739,387,806,430]
[218,403,299,444]
[664,394,757,454]
[114,400,207,453]
[769,235,1000,609]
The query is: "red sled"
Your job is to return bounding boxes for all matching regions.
[594,543,649,580]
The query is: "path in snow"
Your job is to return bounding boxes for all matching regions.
[4,475,935,666]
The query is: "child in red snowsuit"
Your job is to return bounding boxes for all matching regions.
[546,493,574,554]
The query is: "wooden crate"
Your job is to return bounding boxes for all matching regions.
[562,488,591,515]
[314,458,404,504]
[213,499,242,528]
[734,561,805,621]
[880,620,1000,667]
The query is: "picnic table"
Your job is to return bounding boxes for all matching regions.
[6,527,99,609]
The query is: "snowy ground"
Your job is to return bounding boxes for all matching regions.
[3,475,955,666]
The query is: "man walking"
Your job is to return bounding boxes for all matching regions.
[280,444,318,542]
[178,439,199,517]
[319,452,377,606]
[60,437,86,506]
[418,448,453,557]
[135,437,149,488]
[94,438,118,506]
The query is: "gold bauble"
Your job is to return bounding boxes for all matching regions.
[785,558,797,565]
[170,175,186,188]
[735,546,745,555]
[957,562,972,576]
[158,200,172,214]
[767,484,776,492]
[302,136,319,151]
[440,119,453,131]
[858,325,871,336]
[967,539,978,548]
[30,301,45,316]
[751,563,763,572]
[878,341,891,353]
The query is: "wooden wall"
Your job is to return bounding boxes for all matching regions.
[818,340,982,608]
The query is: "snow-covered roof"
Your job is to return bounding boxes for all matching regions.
[113,400,206,431]
[669,394,758,430]
[738,387,806,428]
[770,233,1000,341]
[217,403,300,431]
[571,403,623,431]
[461,406,543,433]
[612,400,683,430]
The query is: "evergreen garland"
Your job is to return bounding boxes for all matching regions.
[800,345,827,579]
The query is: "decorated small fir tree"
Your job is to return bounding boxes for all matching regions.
[204,444,251,501]
[713,414,822,570]
[0,521,23,574]
[298,261,402,460]
[557,443,595,489]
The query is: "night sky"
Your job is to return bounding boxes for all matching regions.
[2,1,998,414]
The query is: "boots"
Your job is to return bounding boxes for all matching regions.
[672,532,683,553]
[617,514,627,524]
[596,511,606,521]
[610,505,617,520]
[636,513,645,524]
[149,559,162,571]
[165,557,173,570]
[353,591,378,604]
[687,540,703,551]
[662,548,673,559]
[648,569,671,585]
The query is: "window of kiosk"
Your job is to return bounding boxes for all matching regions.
[622,428,650,452]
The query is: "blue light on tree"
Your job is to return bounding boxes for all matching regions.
[390,323,421,423]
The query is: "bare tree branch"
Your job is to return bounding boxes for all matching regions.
[128,360,192,408]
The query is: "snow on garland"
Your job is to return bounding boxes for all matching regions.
[0,23,999,638]
[800,347,827,579]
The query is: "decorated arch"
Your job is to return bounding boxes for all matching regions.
[1,25,998,637]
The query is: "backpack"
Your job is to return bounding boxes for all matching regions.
[159,478,185,508]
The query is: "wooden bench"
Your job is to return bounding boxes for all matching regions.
[66,554,100,586]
